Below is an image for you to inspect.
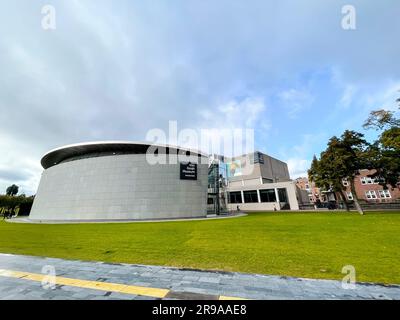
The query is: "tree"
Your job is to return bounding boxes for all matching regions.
[6,184,19,196]
[363,110,400,130]
[308,154,350,211]
[363,96,400,189]
[339,131,370,215]
[309,131,369,215]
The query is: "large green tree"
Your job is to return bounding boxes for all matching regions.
[309,153,350,211]
[6,184,19,196]
[363,109,400,130]
[309,131,369,215]
[363,101,400,189]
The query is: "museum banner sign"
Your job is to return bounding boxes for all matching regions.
[180,162,197,180]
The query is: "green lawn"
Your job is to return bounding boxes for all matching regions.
[1,212,399,284]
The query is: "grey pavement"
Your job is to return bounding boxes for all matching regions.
[0,253,399,300]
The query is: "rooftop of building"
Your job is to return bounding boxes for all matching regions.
[41,141,208,169]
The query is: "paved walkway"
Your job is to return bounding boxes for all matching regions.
[0,253,399,300]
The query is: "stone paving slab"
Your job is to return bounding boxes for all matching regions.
[0,253,399,300]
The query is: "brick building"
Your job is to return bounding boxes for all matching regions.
[295,177,324,203]
[296,170,400,205]
[341,169,400,203]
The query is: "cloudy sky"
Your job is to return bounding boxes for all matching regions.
[0,0,399,195]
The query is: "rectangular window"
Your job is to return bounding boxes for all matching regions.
[229,192,242,204]
[365,190,377,199]
[361,177,378,185]
[259,189,277,203]
[378,190,391,199]
[347,192,353,200]
[278,188,288,203]
[243,190,259,203]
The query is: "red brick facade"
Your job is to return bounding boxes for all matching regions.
[342,169,400,203]
[295,177,324,203]
[296,170,400,204]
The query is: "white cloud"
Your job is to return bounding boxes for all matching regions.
[0,134,43,195]
[362,82,400,112]
[281,133,326,179]
[0,1,399,194]
[197,97,267,156]
[278,89,315,118]
[287,158,310,179]
[339,85,357,108]
[216,97,266,128]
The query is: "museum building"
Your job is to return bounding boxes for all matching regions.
[30,141,209,221]
[30,141,309,222]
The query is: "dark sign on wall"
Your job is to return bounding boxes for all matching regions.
[180,162,197,180]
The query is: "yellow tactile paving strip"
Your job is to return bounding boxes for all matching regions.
[0,268,246,300]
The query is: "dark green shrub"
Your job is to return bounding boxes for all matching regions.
[0,195,34,217]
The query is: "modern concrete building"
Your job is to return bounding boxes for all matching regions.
[31,143,312,222]
[208,151,310,212]
[30,141,209,221]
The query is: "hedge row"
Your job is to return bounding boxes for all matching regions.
[0,195,34,217]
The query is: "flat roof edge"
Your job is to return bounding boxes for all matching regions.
[41,141,208,169]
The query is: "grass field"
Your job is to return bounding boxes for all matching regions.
[1,211,399,284]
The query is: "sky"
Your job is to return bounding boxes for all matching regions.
[0,0,399,195]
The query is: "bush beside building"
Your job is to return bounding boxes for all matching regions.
[0,195,34,217]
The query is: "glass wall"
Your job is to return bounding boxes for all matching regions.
[243,190,258,203]
[278,188,288,203]
[229,191,242,204]
[259,189,276,202]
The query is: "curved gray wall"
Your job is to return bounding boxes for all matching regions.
[30,154,208,221]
